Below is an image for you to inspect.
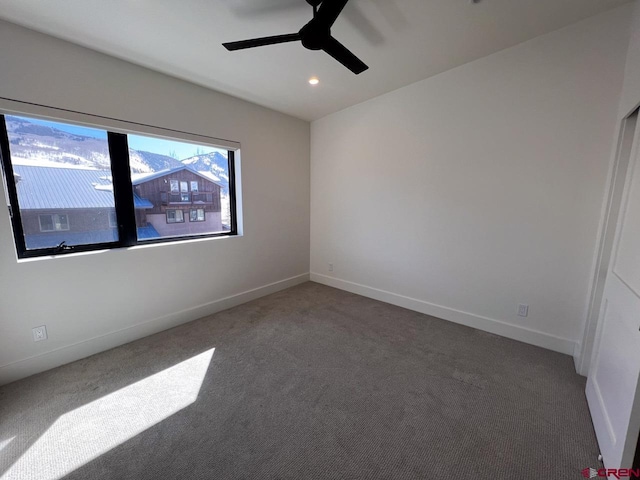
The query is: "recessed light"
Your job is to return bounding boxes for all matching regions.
[308,77,319,85]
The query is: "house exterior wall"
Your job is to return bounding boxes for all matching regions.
[146,212,222,237]
[133,169,223,236]
[21,208,115,235]
[134,209,147,228]
[134,170,221,216]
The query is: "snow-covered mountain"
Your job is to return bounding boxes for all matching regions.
[129,150,182,172]
[181,152,229,193]
[6,116,113,170]
[5,117,227,185]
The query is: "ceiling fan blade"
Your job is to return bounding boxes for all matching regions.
[223,33,300,51]
[315,0,350,28]
[322,36,368,74]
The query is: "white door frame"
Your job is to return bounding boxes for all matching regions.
[577,105,640,376]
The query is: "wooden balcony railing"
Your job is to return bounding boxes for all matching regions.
[161,192,214,205]
[192,193,214,204]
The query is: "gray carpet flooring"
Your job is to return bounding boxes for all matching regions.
[0,282,599,479]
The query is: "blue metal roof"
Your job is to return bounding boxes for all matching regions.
[133,193,153,209]
[13,165,115,210]
[136,224,160,240]
[12,165,153,210]
[24,225,160,249]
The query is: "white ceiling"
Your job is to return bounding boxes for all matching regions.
[0,0,631,121]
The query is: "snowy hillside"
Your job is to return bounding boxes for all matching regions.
[6,116,187,173]
[181,152,229,193]
[6,117,112,170]
[128,150,182,172]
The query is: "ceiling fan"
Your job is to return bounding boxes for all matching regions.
[223,0,368,75]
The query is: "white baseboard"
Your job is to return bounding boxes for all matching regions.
[311,273,576,356]
[0,273,310,386]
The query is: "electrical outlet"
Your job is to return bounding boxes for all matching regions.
[518,304,529,317]
[32,325,47,342]
[328,263,334,272]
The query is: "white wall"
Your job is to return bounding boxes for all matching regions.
[310,5,632,356]
[578,0,640,375]
[0,20,310,385]
[618,1,640,118]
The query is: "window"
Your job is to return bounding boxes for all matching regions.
[190,208,205,222]
[39,214,54,232]
[1,115,119,252]
[127,132,235,240]
[0,112,238,258]
[178,182,189,201]
[39,214,69,232]
[166,209,184,223]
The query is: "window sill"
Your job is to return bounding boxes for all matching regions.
[16,232,243,263]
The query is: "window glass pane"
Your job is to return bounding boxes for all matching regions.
[55,214,69,231]
[3,115,119,250]
[39,214,54,232]
[166,209,185,224]
[127,133,232,240]
[190,208,205,222]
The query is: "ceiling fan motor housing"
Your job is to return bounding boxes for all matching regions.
[300,23,330,50]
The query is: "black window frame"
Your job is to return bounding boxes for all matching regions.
[0,113,238,259]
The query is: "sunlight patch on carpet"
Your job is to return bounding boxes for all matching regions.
[1,348,214,480]
[0,438,14,454]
